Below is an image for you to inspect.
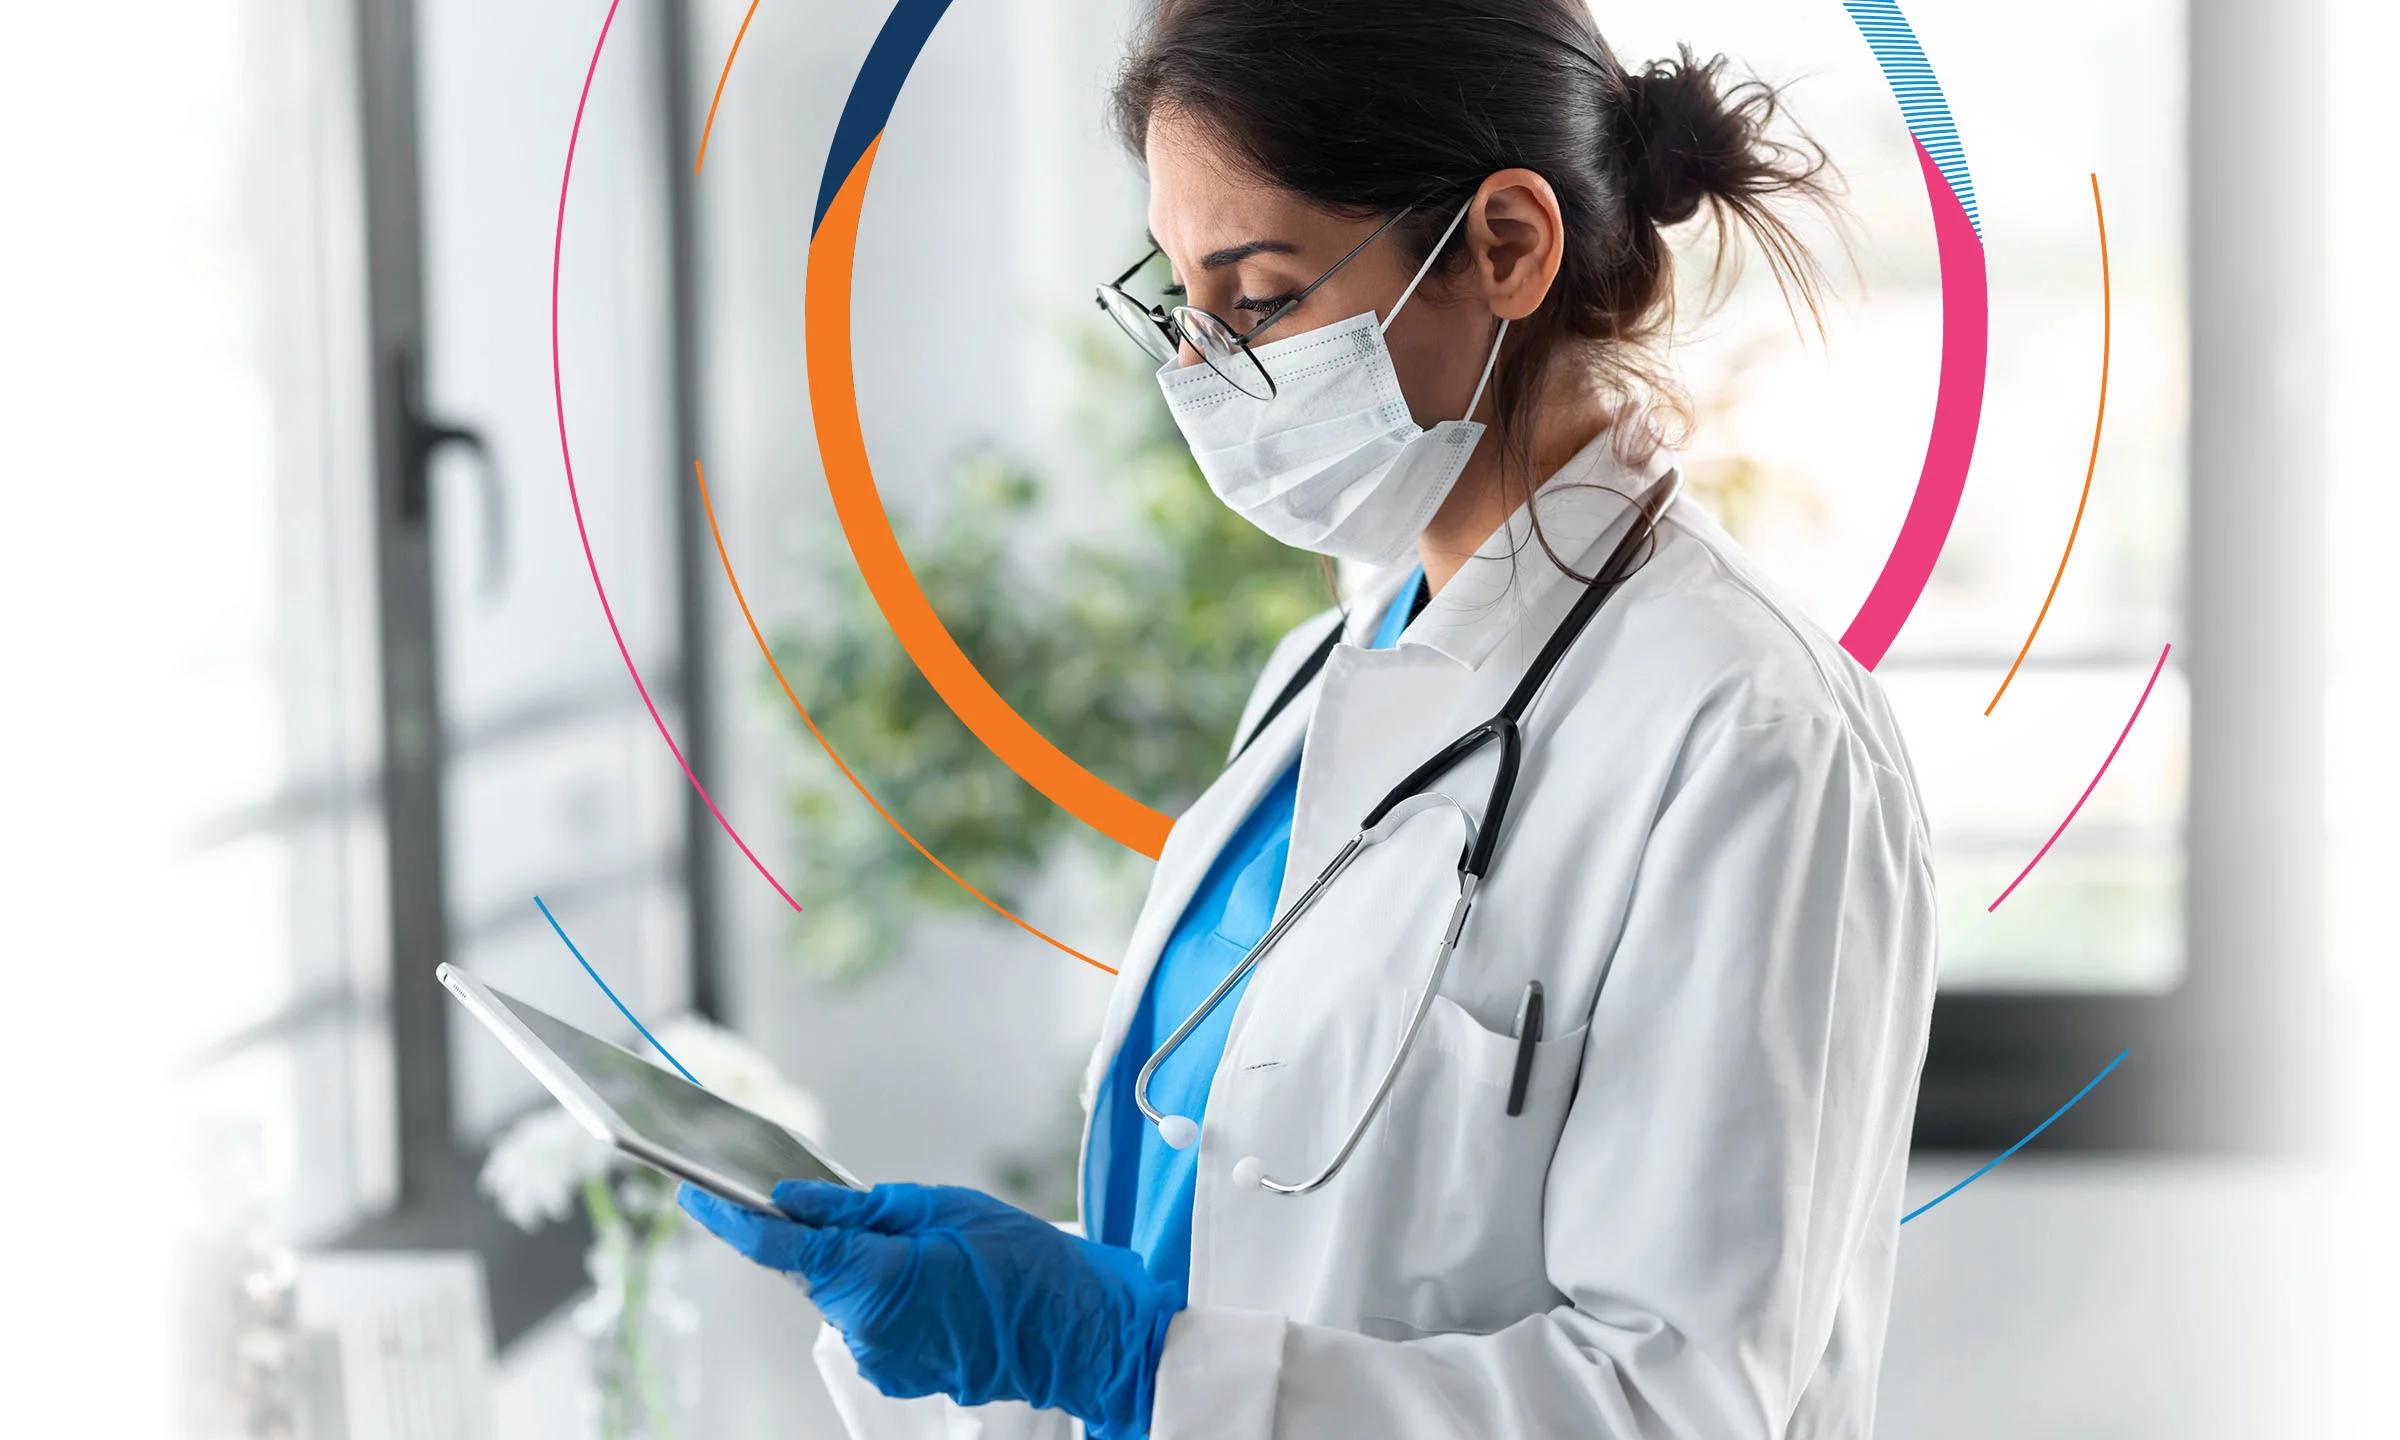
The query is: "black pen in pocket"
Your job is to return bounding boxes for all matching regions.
[1506,980,1544,1117]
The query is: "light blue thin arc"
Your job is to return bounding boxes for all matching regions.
[533,894,704,1087]
[1842,0,1982,241]
[1901,1050,2130,1224]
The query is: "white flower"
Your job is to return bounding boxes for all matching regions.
[646,1015,831,1147]
[478,1105,614,1233]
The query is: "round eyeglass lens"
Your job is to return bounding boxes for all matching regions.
[1172,307,1276,399]
[1097,287,1179,365]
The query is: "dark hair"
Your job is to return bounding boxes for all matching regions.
[1112,0,1839,572]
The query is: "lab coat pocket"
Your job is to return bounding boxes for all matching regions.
[1356,991,1589,1338]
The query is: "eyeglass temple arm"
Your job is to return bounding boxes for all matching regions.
[1242,204,1419,344]
[1109,242,1164,290]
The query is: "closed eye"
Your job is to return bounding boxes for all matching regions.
[1235,293,1297,314]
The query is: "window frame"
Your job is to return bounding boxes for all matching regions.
[338,0,716,1349]
[1908,0,2327,1156]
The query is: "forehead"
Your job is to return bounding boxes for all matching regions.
[1141,109,1343,262]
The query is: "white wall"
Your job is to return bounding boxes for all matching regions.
[1882,1158,2335,1439]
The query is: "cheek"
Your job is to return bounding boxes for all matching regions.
[1384,308,1494,422]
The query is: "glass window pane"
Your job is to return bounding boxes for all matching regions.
[1880,667,2188,991]
[1595,0,2190,991]
[414,0,695,1141]
[162,0,393,1232]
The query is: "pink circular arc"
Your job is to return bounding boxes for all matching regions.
[551,5,1987,916]
[552,0,804,916]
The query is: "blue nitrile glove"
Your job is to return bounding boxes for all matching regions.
[680,1180,1183,1439]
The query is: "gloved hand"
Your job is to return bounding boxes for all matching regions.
[680,1180,1183,1439]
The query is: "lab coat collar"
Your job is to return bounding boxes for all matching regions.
[1393,432,1679,672]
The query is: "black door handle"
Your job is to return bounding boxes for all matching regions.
[391,342,507,598]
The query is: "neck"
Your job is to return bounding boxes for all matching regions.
[1415,373,1614,595]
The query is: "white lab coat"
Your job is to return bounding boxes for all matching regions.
[816,433,1940,1438]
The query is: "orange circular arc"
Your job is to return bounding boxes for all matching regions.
[1987,173,2110,715]
[691,460,1117,975]
[807,135,1176,858]
[693,0,762,175]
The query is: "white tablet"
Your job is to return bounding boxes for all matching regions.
[439,962,861,1211]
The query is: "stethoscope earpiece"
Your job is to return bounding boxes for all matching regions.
[1231,1156,1268,1190]
[1157,1114,1200,1151]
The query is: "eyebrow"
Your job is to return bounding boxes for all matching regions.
[1199,239,1299,269]
[1146,230,1302,271]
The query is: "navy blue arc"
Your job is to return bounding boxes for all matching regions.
[814,0,955,234]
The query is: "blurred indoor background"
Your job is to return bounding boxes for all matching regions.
[0,0,2389,1435]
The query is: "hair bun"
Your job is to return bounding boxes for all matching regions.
[1620,45,1745,227]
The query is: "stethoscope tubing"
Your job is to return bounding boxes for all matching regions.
[1256,869,1479,1195]
[1131,832,1368,1126]
[1135,473,1685,1193]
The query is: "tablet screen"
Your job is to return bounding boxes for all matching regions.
[494,989,852,1199]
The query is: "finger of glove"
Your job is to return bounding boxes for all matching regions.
[771,1178,879,1229]
[680,1183,828,1276]
[775,1179,952,1234]
[791,1227,928,1353]
[680,1184,906,1299]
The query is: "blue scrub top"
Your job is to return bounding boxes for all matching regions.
[1093,566,1426,1292]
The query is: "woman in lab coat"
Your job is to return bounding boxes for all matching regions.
[682,2,1939,1436]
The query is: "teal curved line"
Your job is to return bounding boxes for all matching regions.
[1901,1051,2129,1223]
[1844,0,1982,241]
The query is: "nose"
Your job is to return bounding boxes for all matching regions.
[1171,317,1206,369]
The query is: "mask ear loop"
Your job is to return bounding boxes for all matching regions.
[1379,197,1478,336]
[1462,317,1508,423]
[1376,198,1507,424]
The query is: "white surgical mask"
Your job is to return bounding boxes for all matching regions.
[1156,202,1508,567]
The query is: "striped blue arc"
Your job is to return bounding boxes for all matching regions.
[1843,0,1982,242]
[824,4,1980,246]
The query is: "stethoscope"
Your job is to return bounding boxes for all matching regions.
[1134,470,1685,1195]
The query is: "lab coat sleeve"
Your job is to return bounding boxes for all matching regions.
[1149,712,1938,1440]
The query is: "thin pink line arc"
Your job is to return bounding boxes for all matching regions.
[552,0,803,916]
[1987,642,2173,912]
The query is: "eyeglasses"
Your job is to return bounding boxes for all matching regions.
[1095,206,1417,400]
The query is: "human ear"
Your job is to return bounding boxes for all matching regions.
[1466,168,1567,322]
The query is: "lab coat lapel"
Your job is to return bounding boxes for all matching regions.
[1280,642,1473,913]
[1080,650,1317,1110]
